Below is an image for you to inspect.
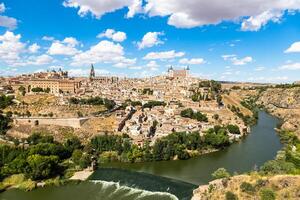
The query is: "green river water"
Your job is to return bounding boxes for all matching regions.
[0,111,283,200]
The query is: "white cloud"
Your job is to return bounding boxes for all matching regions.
[0,3,5,13]
[113,58,137,68]
[30,54,53,65]
[28,43,40,53]
[222,54,253,65]
[146,60,159,70]
[143,0,300,30]
[63,0,142,19]
[279,62,300,70]
[0,31,25,65]
[97,29,127,42]
[68,68,110,77]
[48,37,80,56]
[179,58,205,65]
[285,41,300,53]
[70,40,132,66]
[63,37,79,47]
[128,66,142,70]
[42,36,55,41]
[143,50,185,60]
[0,3,17,30]
[0,15,17,30]
[241,10,283,31]
[137,32,164,49]
[13,54,54,67]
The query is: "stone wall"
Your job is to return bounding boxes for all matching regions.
[13,117,89,129]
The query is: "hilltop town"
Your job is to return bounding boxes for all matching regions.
[0,65,255,145]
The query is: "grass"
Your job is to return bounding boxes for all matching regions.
[0,174,37,191]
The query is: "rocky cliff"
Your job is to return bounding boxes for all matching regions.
[192,174,300,200]
[257,87,300,138]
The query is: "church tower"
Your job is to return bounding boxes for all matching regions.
[89,64,95,81]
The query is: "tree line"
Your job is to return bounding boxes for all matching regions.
[69,96,116,110]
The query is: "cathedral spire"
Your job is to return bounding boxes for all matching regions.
[90,64,95,81]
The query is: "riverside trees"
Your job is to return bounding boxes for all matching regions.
[92,129,231,164]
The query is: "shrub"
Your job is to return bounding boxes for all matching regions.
[225,191,238,200]
[259,188,276,200]
[240,182,255,194]
[211,168,230,179]
[227,124,241,134]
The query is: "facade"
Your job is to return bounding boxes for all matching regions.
[167,66,190,79]
[28,79,81,94]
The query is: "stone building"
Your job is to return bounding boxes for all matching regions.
[167,66,190,79]
[28,79,81,94]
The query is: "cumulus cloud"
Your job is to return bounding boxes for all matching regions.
[241,10,283,31]
[0,15,17,30]
[28,43,40,53]
[285,41,300,53]
[113,58,137,68]
[279,62,300,70]
[42,36,55,41]
[13,54,54,67]
[0,3,17,30]
[70,40,133,66]
[97,29,127,42]
[63,0,142,19]
[48,37,80,56]
[143,50,185,60]
[0,31,25,65]
[146,60,159,70]
[144,0,300,30]
[222,54,253,65]
[179,58,205,65]
[137,32,164,49]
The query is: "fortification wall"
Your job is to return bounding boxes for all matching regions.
[13,117,89,129]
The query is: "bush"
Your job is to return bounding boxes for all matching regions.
[211,168,230,179]
[227,124,241,135]
[225,191,238,200]
[259,188,275,200]
[260,160,296,175]
[240,182,255,194]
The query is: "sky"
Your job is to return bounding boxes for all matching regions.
[0,0,300,83]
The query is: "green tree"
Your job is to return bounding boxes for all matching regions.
[227,124,241,135]
[259,188,275,200]
[71,149,83,165]
[225,191,238,200]
[211,168,230,179]
[26,154,60,180]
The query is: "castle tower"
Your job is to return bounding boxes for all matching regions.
[90,64,95,81]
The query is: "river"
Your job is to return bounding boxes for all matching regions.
[0,111,283,200]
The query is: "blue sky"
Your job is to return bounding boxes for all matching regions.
[0,0,300,83]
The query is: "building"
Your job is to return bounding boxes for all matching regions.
[28,79,81,94]
[89,64,95,81]
[32,68,68,79]
[167,66,190,79]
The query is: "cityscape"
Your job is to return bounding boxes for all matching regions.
[0,1,300,200]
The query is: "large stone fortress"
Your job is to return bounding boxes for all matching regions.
[7,69,81,95]
[167,66,190,79]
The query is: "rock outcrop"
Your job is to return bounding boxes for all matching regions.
[257,87,300,138]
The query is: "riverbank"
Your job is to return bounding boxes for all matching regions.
[70,169,93,181]
[192,174,300,200]
[98,111,282,185]
[0,111,283,199]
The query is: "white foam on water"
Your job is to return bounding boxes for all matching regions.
[89,180,179,200]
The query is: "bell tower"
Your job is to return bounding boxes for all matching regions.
[89,64,95,81]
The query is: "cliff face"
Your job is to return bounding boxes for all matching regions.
[257,88,300,138]
[192,174,300,200]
